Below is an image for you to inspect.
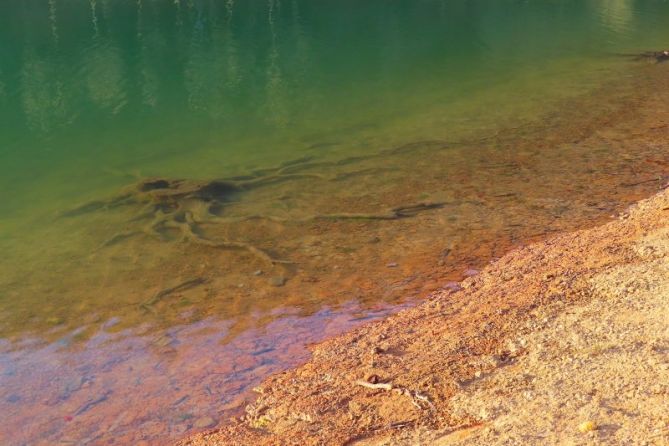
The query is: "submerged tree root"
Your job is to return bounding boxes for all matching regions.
[162,214,294,266]
[65,166,445,267]
[229,202,446,224]
[139,277,207,312]
[314,203,445,220]
[618,50,669,64]
[63,145,452,267]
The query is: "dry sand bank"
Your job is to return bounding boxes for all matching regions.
[177,180,669,445]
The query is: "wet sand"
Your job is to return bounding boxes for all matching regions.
[177,69,669,445]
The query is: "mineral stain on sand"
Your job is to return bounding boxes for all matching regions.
[1,0,669,444]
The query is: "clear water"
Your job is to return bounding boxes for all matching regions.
[1,0,669,444]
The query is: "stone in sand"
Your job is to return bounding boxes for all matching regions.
[269,276,286,287]
[194,416,216,429]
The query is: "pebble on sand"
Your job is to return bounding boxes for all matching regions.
[194,416,216,429]
[578,420,597,433]
[269,276,286,287]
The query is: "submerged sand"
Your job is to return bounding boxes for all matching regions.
[178,183,669,445]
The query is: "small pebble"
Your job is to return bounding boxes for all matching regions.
[578,420,597,433]
[443,282,462,292]
[176,412,194,422]
[253,270,263,276]
[5,394,21,403]
[269,276,286,287]
[194,416,216,429]
[387,262,399,268]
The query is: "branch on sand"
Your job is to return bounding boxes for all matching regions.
[354,379,435,411]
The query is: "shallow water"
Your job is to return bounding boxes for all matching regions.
[1,0,669,444]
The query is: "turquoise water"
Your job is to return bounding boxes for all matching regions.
[1,0,668,216]
[1,0,669,444]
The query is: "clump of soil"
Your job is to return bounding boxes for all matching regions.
[177,187,669,445]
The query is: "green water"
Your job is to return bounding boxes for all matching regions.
[1,0,669,444]
[1,0,667,217]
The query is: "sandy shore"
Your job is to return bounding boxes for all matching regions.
[177,182,669,445]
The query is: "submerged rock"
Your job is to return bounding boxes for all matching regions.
[194,416,216,429]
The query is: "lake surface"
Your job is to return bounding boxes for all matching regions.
[1,0,669,444]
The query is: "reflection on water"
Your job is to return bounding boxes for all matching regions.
[599,0,634,33]
[1,0,669,444]
[1,302,398,445]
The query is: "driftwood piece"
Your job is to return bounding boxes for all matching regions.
[354,380,393,391]
[354,379,435,410]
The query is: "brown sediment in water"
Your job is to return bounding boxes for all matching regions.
[177,147,669,446]
[1,63,669,445]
